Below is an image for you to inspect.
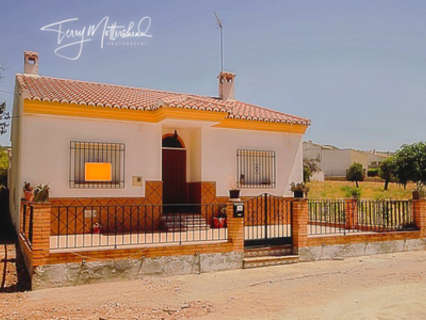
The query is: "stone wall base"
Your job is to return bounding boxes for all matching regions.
[32,251,243,290]
[299,238,426,262]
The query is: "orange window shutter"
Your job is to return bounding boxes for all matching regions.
[85,163,112,182]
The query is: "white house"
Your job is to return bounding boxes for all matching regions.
[9,51,310,230]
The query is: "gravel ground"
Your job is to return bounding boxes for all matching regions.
[0,247,425,319]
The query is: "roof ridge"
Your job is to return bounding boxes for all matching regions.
[16,73,192,97]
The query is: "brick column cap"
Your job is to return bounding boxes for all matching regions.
[29,202,52,209]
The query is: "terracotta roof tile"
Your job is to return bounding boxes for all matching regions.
[16,74,310,126]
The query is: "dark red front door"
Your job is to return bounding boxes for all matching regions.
[162,149,187,204]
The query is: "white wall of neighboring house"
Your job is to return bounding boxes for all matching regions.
[350,150,369,172]
[303,141,389,178]
[321,149,351,176]
[201,127,304,197]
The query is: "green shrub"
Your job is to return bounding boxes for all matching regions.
[303,165,311,183]
[346,162,365,187]
[367,168,379,177]
[378,157,396,190]
[341,185,362,199]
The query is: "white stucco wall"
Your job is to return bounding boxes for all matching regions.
[8,90,23,228]
[19,114,162,199]
[321,149,351,176]
[11,112,305,228]
[201,127,303,197]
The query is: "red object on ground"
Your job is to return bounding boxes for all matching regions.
[213,217,226,228]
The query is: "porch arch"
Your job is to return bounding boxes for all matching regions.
[162,132,185,148]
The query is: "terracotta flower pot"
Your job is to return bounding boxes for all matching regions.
[24,190,34,202]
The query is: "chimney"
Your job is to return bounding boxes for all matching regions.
[24,51,39,75]
[218,71,236,100]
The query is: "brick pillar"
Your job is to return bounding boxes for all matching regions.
[413,199,426,237]
[226,201,244,252]
[30,202,51,267]
[291,199,308,254]
[345,199,358,229]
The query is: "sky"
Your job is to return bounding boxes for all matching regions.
[0,0,425,151]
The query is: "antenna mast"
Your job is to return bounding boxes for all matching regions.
[214,12,224,72]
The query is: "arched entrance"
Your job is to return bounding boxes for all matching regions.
[162,132,187,207]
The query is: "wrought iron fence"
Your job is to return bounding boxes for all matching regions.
[357,200,415,232]
[308,199,351,235]
[244,193,292,245]
[20,203,33,248]
[50,203,227,250]
[308,199,416,236]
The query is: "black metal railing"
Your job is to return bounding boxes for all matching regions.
[357,200,415,232]
[308,199,351,235]
[50,203,227,250]
[308,199,415,236]
[20,203,33,248]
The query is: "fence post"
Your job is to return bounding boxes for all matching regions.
[413,199,426,237]
[345,199,358,229]
[30,202,51,267]
[291,199,308,254]
[226,200,244,252]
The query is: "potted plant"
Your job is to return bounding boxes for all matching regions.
[32,184,50,202]
[23,182,33,201]
[228,177,240,199]
[290,182,309,198]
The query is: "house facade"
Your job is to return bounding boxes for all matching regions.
[303,141,390,177]
[9,51,310,230]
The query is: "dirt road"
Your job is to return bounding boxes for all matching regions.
[0,250,425,319]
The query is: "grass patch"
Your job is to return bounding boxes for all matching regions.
[307,181,415,200]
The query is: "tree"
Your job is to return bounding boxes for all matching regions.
[378,157,396,190]
[346,162,365,187]
[0,102,9,135]
[303,159,320,182]
[0,65,10,135]
[393,142,426,191]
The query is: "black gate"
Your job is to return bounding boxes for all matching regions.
[244,193,292,246]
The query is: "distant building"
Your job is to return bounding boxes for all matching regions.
[303,141,391,177]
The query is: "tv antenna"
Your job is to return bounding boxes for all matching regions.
[214,12,224,72]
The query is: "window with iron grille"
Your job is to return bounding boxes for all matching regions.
[237,149,276,188]
[69,141,125,188]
